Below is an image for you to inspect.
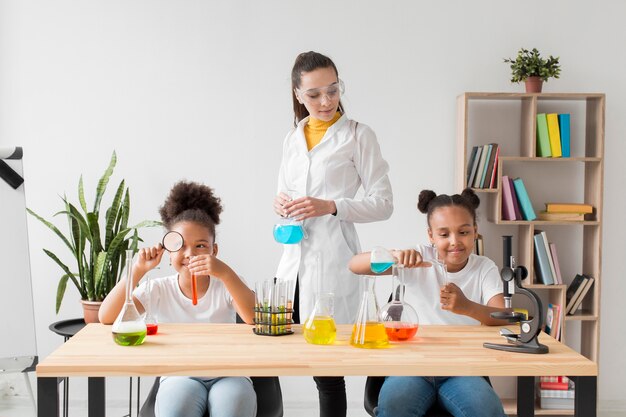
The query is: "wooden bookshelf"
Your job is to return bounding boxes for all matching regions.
[457,92,604,416]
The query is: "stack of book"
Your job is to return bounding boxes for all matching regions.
[501,175,536,221]
[538,376,575,410]
[536,113,571,158]
[532,230,563,285]
[466,143,499,189]
[544,303,562,341]
[565,274,595,315]
[538,202,594,221]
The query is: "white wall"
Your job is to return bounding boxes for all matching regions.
[1,0,625,412]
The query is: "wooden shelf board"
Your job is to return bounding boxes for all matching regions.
[494,220,599,226]
[525,284,567,290]
[462,92,604,101]
[565,312,598,321]
[499,156,602,163]
[470,187,498,193]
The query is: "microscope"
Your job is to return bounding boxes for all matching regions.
[483,236,549,354]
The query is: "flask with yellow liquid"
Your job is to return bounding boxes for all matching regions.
[350,275,389,349]
[303,251,337,345]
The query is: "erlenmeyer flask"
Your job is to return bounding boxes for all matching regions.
[370,247,395,273]
[304,252,336,345]
[112,250,147,346]
[273,217,306,244]
[380,265,419,341]
[144,275,158,335]
[350,275,389,349]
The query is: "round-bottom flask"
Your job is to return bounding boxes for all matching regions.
[380,265,419,341]
[350,275,389,349]
[112,250,147,346]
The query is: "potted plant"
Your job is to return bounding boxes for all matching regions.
[28,152,160,322]
[503,47,561,93]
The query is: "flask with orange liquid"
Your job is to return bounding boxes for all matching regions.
[380,265,419,341]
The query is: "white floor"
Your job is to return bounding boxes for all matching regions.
[2,399,626,417]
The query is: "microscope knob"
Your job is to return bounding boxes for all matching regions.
[521,322,531,333]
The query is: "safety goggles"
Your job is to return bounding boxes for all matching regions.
[296,79,345,105]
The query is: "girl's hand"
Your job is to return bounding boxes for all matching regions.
[273,192,291,217]
[187,254,231,278]
[134,245,165,276]
[391,249,432,268]
[440,283,470,314]
[283,196,336,220]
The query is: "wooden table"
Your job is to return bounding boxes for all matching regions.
[36,323,597,417]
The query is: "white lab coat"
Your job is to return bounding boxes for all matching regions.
[275,114,393,324]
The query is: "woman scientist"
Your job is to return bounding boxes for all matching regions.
[273,51,393,417]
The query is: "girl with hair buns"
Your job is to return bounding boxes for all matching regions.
[99,181,257,417]
[349,188,507,417]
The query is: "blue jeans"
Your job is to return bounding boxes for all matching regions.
[155,376,257,417]
[377,376,506,417]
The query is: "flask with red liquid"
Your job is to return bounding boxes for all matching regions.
[380,265,419,341]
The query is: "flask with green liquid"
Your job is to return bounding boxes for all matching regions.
[112,250,147,346]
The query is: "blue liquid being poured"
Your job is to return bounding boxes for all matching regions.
[273,224,305,244]
[371,262,394,274]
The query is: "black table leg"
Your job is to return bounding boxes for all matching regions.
[88,377,105,417]
[517,376,535,417]
[572,376,597,417]
[38,377,59,417]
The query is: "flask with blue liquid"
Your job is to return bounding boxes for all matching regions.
[273,217,307,244]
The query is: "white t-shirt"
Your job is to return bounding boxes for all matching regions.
[133,274,240,323]
[401,244,503,325]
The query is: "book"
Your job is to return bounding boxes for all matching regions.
[540,381,569,390]
[536,113,552,157]
[533,232,555,285]
[488,145,500,188]
[537,211,585,221]
[545,304,555,336]
[513,177,537,220]
[545,203,593,214]
[482,143,498,189]
[475,144,492,188]
[552,304,562,341]
[539,396,574,410]
[568,276,594,315]
[466,146,479,186]
[540,376,570,383]
[549,243,563,285]
[546,113,562,157]
[509,177,523,220]
[538,231,558,285]
[467,145,482,188]
[501,175,517,221]
[474,234,484,256]
[558,114,571,157]
[565,274,588,314]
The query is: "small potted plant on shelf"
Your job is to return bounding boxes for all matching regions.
[503,47,561,93]
[28,151,160,322]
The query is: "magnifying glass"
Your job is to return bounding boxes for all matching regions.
[161,231,197,306]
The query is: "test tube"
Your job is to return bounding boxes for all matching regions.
[285,280,293,332]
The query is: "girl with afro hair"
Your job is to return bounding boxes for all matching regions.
[100,181,257,417]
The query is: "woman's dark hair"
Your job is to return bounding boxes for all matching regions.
[291,51,345,126]
[417,188,480,227]
[159,181,223,236]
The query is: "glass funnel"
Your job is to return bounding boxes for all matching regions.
[350,275,389,349]
[304,252,336,345]
[380,265,419,341]
[112,249,147,346]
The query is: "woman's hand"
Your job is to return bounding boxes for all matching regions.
[188,255,232,279]
[273,192,291,217]
[391,249,432,268]
[283,196,336,220]
[440,283,470,314]
[134,245,165,277]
